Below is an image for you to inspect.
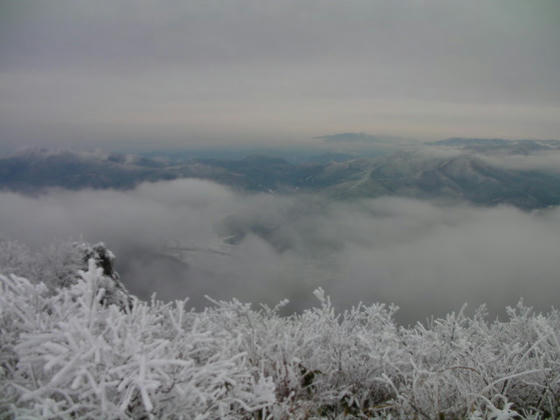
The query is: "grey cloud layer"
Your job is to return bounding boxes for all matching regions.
[480,152,560,173]
[1,0,559,149]
[1,179,560,322]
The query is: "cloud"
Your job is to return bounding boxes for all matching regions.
[418,143,560,173]
[479,151,560,173]
[316,133,402,144]
[1,1,560,149]
[1,179,560,323]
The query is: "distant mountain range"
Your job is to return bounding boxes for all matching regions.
[320,152,560,208]
[2,138,560,209]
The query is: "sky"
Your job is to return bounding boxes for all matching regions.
[1,0,559,150]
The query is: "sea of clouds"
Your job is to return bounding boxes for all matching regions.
[2,178,560,323]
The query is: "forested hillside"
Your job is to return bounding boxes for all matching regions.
[4,142,560,209]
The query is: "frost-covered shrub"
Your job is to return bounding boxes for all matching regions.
[0,239,85,290]
[0,240,33,280]
[0,261,275,419]
[2,244,560,419]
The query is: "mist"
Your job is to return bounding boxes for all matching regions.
[1,179,560,323]
[479,151,560,173]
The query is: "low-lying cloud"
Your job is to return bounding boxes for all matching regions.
[420,144,560,173]
[1,179,560,323]
[480,151,560,173]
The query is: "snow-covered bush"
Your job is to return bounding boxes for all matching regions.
[0,261,274,419]
[1,243,560,418]
[0,239,85,291]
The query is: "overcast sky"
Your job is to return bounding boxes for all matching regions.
[1,0,559,150]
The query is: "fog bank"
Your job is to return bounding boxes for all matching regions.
[1,179,560,322]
